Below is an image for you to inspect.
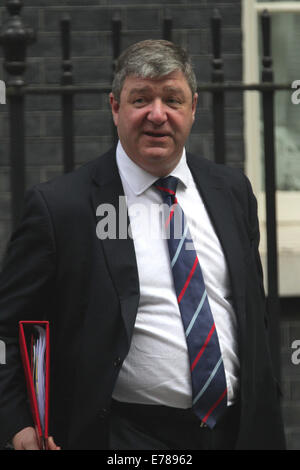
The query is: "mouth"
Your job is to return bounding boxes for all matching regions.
[143,132,170,139]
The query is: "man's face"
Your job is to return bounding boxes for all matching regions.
[110,70,198,177]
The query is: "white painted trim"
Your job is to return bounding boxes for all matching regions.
[256,2,300,13]
[242,0,261,194]
[242,0,300,295]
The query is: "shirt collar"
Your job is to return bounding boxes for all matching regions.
[116,140,189,196]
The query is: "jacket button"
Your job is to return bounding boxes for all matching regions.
[114,357,122,367]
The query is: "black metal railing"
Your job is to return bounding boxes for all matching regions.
[0,0,298,379]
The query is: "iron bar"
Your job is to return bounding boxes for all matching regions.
[61,15,74,173]
[211,9,225,165]
[0,0,35,229]
[4,83,294,97]
[111,12,122,145]
[261,10,281,380]
[163,9,173,42]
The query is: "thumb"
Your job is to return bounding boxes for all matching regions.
[47,436,61,450]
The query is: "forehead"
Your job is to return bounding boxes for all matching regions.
[121,70,192,97]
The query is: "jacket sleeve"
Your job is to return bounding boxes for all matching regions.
[243,173,268,326]
[0,187,56,448]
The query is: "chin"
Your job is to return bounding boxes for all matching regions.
[142,147,171,160]
[140,151,179,176]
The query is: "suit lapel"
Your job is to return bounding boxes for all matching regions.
[90,148,140,345]
[187,154,246,329]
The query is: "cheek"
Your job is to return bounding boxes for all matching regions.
[172,115,193,137]
[120,112,145,134]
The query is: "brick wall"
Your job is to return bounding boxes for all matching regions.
[2,0,299,451]
[0,0,243,260]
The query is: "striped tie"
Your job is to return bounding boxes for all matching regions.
[154,175,227,429]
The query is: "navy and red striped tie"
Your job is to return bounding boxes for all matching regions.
[154,175,227,428]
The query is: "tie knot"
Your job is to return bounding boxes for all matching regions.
[154,176,179,200]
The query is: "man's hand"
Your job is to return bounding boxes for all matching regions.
[12,427,61,450]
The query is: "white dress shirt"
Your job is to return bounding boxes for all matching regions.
[112,141,240,408]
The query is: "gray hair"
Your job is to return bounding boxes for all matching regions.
[112,39,197,102]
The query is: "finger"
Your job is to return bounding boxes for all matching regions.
[47,436,61,450]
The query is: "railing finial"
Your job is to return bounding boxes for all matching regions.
[0,0,36,87]
[61,15,73,86]
[211,8,223,83]
[261,9,273,83]
[163,8,173,42]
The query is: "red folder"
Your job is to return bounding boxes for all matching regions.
[19,321,50,450]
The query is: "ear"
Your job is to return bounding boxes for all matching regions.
[109,92,120,127]
[191,92,198,121]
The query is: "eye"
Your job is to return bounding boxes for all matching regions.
[167,97,181,106]
[133,97,147,106]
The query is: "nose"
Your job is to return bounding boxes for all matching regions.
[147,99,167,125]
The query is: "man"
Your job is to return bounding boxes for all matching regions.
[0,40,285,450]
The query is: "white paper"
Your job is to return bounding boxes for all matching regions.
[32,325,46,433]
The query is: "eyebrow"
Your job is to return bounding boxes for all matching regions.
[163,86,185,97]
[128,86,186,97]
[128,87,152,97]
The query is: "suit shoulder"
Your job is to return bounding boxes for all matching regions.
[187,152,255,217]
[187,152,248,187]
[36,160,94,196]
[32,148,114,203]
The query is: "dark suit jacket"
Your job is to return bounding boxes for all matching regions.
[0,148,286,449]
